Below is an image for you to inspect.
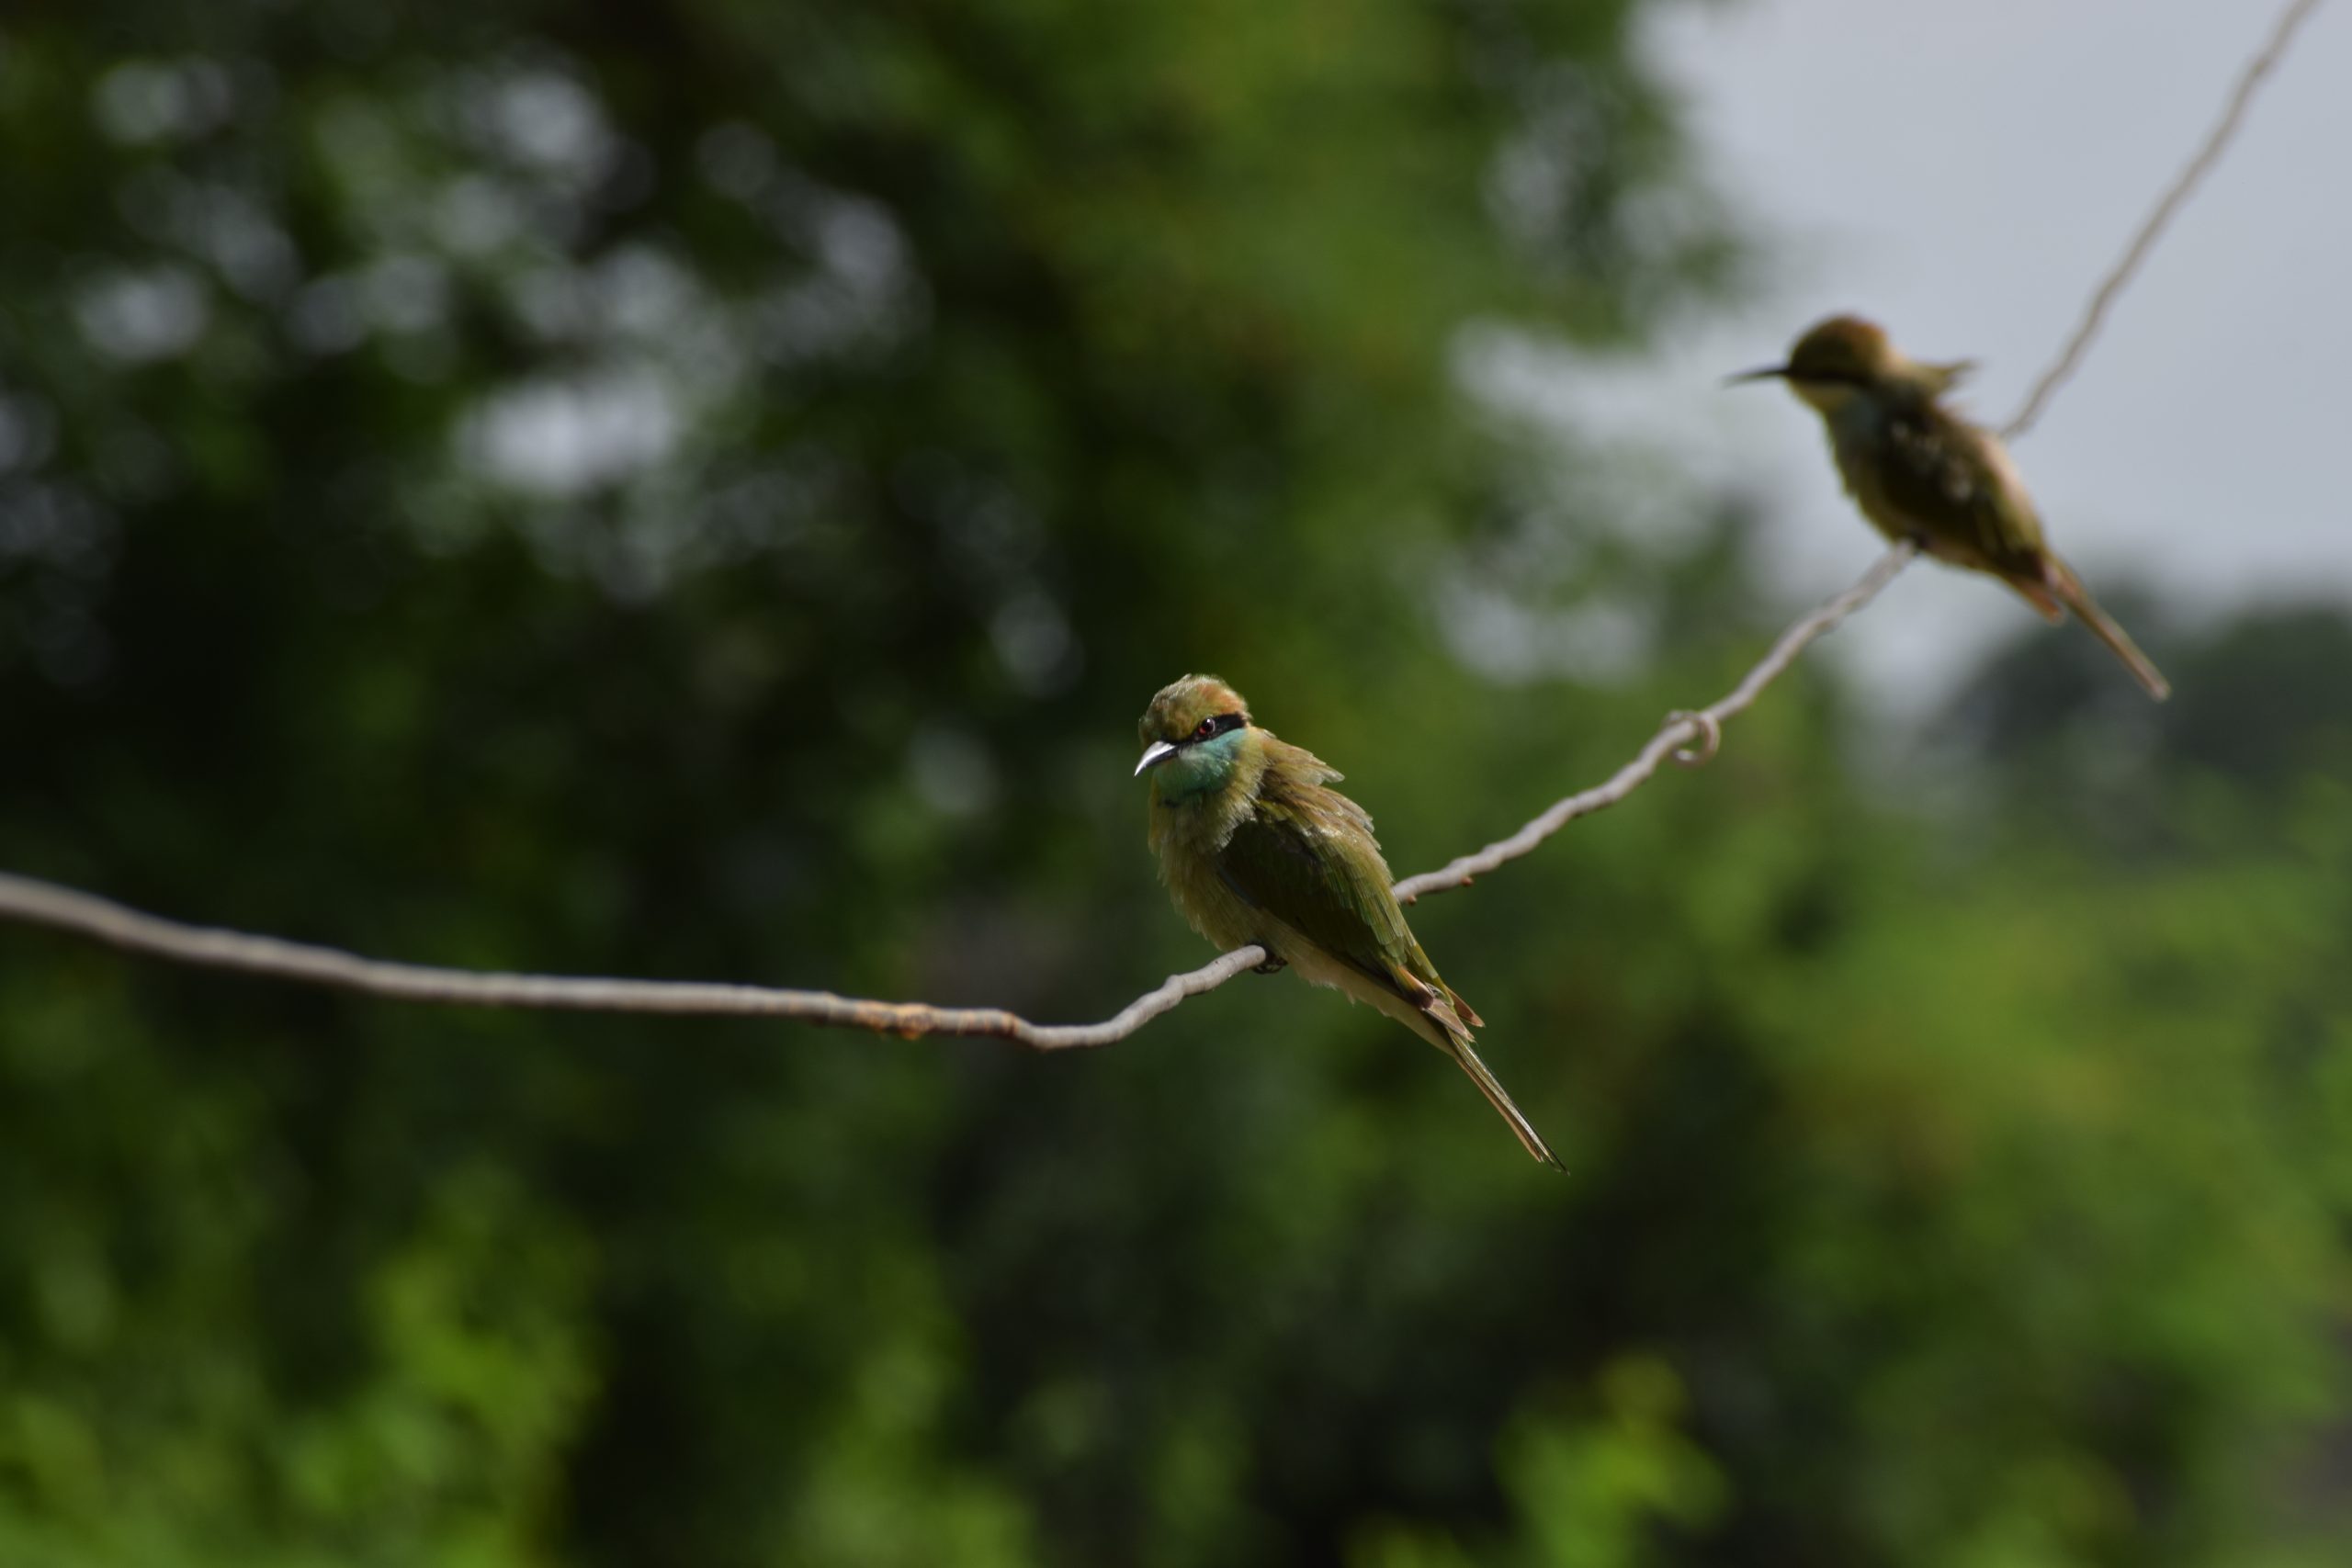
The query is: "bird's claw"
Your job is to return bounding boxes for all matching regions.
[1251,954,1288,975]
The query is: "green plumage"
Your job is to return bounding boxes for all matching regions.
[1135,674,1560,1168]
[1743,314,2170,700]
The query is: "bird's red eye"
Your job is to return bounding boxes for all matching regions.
[1193,718,1216,740]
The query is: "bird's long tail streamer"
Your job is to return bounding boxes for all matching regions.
[2052,560,2172,700]
[1446,1037,1565,1171]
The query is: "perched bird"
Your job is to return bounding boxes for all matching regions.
[1134,674,1561,1168]
[1733,314,2169,700]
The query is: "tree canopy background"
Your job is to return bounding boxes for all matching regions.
[2,1,2348,1564]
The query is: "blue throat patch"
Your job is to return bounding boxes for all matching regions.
[1155,730,1245,804]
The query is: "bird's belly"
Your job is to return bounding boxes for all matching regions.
[1152,819,1446,1050]
[1162,863,1448,1049]
[1148,830,1268,942]
[1835,463,1995,569]
[1831,456,1918,546]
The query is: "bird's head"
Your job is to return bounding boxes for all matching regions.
[1730,314,1970,412]
[1135,674,1256,802]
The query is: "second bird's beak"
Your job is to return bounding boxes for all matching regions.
[1133,740,1177,777]
[1725,364,1791,387]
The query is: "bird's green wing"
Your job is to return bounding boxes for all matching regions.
[1872,404,2047,568]
[1214,784,1430,996]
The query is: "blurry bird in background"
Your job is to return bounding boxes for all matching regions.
[1135,674,1563,1169]
[1734,314,2170,700]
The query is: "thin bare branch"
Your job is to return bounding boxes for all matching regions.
[2002,0,2326,440]
[0,547,1909,1044]
[1394,542,1915,903]
[0,870,1265,1052]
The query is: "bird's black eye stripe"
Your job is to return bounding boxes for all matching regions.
[1186,712,1246,743]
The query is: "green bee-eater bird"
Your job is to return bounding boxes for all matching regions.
[1134,674,1561,1169]
[1733,314,2170,700]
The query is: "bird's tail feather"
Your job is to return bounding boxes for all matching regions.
[1392,967,1556,1168]
[2047,558,2171,701]
[1443,1032,1564,1171]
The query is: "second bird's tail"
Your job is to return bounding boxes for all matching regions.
[2048,558,2172,701]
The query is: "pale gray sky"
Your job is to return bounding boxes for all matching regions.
[1511,0,2350,704]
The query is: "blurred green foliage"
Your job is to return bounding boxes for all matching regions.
[0,1,2346,1564]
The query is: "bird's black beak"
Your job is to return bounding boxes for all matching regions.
[1725,364,1792,387]
[1133,740,1177,778]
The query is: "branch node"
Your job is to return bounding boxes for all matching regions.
[1668,711,1723,768]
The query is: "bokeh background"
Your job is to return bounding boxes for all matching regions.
[4,2,2349,1564]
